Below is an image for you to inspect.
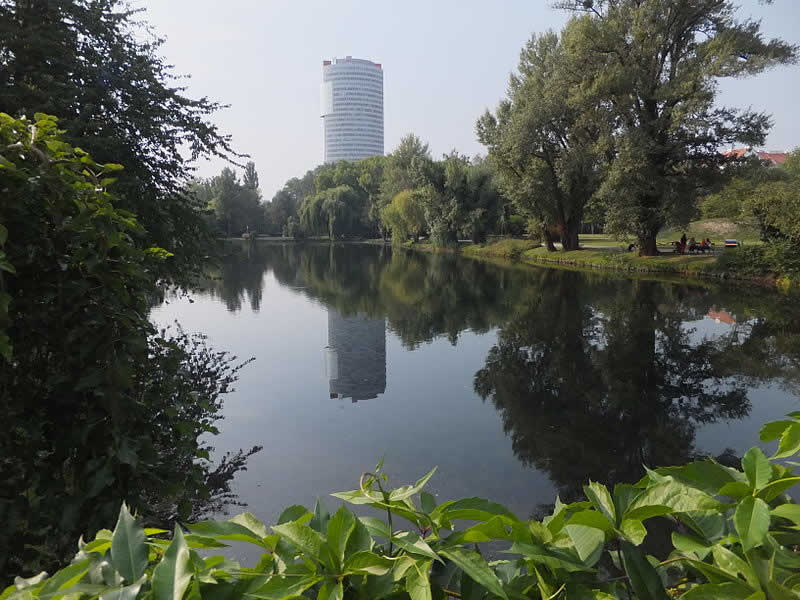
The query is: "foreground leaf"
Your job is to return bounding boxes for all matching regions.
[742,448,773,491]
[271,522,325,561]
[564,524,604,563]
[110,503,148,584]
[439,548,508,600]
[619,541,669,600]
[734,497,770,552]
[679,582,755,599]
[152,526,192,600]
[247,574,322,600]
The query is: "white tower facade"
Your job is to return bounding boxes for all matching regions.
[321,56,384,163]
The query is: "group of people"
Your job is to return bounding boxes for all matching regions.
[675,233,713,254]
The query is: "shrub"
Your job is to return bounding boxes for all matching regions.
[0,114,258,577]
[716,241,800,279]
[9,416,800,599]
[506,215,526,237]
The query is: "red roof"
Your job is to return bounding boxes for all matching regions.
[723,148,749,159]
[723,148,788,166]
[757,152,788,165]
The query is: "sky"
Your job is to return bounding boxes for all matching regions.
[139,0,800,201]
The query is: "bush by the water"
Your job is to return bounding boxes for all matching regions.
[7,416,800,599]
[716,241,800,280]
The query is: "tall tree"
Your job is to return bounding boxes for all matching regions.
[477,31,607,250]
[0,0,240,280]
[380,134,431,205]
[357,155,388,236]
[555,0,796,255]
[242,161,260,191]
[413,153,504,246]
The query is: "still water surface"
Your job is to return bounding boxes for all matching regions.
[153,242,800,527]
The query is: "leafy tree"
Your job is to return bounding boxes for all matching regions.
[242,161,259,191]
[380,190,427,244]
[196,167,263,236]
[477,31,607,251]
[741,150,800,244]
[265,168,319,236]
[0,0,241,281]
[299,185,365,239]
[554,0,796,255]
[267,189,297,235]
[460,161,504,244]
[0,114,257,578]
[357,155,388,237]
[380,133,431,206]
[412,153,503,246]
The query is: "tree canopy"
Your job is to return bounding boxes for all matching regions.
[477,31,608,250]
[0,0,240,279]
[550,0,796,254]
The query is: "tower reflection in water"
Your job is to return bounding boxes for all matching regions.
[325,308,386,402]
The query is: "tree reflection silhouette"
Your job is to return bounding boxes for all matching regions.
[474,273,751,501]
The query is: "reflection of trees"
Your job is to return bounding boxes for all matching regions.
[474,275,751,501]
[201,242,800,503]
[212,242,529,348]
[199,240,268,312]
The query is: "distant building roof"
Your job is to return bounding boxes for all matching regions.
[723,147,789,166]
[756,152,788,165]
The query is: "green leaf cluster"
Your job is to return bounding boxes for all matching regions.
[11,416,800,599]
[0,114,259,577]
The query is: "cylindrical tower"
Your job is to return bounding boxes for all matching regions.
[321,56,384,163]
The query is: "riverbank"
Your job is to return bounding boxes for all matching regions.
[406,238,793,290]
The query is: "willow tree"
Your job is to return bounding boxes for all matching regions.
[477,31,608,251]
[555,0,796,255]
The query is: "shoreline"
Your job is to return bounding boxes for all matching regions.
[404,239,791,291]
[221,236,792,291]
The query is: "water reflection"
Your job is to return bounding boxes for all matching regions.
[198,241,800,513]
[326,309,386,402]
[473,272,751,501]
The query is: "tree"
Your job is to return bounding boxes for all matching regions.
[357,155,388,237]
[460,162,504,244]
[477,31,607,251]
[381,134,431,206]
[0,0,241,281]
[412,153,467,247]
[200,167,263,236]
[242,161,260,191]
[412,153,504,246]
[700,159,788,220]
[554,0,796,255]
[0,114,257,577]
[380,190,427,245]
[742,158,800,244]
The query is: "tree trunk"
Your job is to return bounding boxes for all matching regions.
[638,234,659,256]
[560,220,580,251]
[542,227,557,252]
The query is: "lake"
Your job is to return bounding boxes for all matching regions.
[152,242,800,536]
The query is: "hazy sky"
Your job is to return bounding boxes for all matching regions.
[140,0,800,200]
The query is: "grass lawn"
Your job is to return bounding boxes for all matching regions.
[580,219,761,248]
[461,238,540,258]
[521,246,717,275]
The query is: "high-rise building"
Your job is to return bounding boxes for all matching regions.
[324,308,386,402]
[320,56,384,163]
